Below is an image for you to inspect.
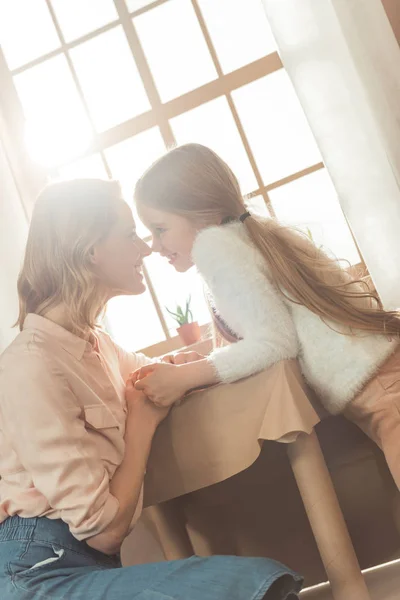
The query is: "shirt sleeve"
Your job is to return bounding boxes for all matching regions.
[193,226,299,383]
[111,340,153,382]
[0,350,119,541]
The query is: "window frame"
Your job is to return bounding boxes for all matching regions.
[0,0,363,352]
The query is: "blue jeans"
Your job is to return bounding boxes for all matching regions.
[0,516,303,599]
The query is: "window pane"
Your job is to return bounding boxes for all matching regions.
[170,97,258,195]
[246,195,271,218]
[135,0,217,102]
[232,71,322,185]
[269,170,360,264]
[70,26,150,131]
[104,128,166,236]
[106,291,165,351]
[198,0,276,73]
[0,0,60,70]
[56,153,108,180]
[145,254,211,335]
[14,55,92,167]
[51,0,118,42]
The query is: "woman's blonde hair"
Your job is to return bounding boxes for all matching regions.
[16,178,122,335]
[135,143,400,338]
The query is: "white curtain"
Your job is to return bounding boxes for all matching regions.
[262,0,400,309]
[0,131,29,351]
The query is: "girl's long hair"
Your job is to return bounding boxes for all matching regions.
[135,143,400,338]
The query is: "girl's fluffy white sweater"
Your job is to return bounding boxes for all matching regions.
[192,222,398,414]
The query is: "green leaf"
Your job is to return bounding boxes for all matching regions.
[166,295,194,326]
[165,306,182,325]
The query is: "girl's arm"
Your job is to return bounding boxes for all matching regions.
[134,226,299,406]
[134,359,218,407]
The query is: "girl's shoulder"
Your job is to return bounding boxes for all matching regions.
[192,222,264,276]
[193,221,250,248]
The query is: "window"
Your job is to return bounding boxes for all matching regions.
[0,0,361,352]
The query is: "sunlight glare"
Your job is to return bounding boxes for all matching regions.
[14,55,93,168]
[24,118,92,168]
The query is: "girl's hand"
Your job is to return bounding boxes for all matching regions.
[125,377,170,428]
[132,363,190,407]
[133,359,219,407]
[161,351,205,365]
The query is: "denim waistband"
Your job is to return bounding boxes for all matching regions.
[0,516,119,566]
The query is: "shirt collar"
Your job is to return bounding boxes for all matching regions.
[23,314,94,360]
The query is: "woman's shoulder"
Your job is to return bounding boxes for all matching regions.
[0,330,55,383]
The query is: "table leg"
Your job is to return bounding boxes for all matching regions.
[287,430,370,600]
[143,503,194,560]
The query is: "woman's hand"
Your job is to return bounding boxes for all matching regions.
[161,350,204,365]
[132,363,191,407]
[125,377,170,428]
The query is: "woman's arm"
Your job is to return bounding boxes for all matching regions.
[111,330,204,377]
[109,334,153,381]
[0,351,166,551]
[87,380,169,554]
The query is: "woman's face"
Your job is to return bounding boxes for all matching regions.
[137,205,199,273]
[91,200,151,296]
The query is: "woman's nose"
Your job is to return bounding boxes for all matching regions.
[136,237,152,257]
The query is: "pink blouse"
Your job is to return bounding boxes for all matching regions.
[0,314,150,541]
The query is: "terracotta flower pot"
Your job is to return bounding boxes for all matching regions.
[177,322,201,346]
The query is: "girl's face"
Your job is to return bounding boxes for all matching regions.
[91,200,152,296]
[137,205,199,273]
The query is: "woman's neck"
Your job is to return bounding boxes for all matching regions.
[42,304,90,340]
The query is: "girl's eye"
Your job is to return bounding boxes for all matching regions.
[156,227,166,235]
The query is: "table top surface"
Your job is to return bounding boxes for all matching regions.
[144,359,321,507]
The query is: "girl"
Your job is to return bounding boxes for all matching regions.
[0,179,303,599]
[134,143,400,490]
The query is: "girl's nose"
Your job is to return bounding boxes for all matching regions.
[151,236,162,253]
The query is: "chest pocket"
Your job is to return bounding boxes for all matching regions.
[83,404,124,471]
[83,404,120,431]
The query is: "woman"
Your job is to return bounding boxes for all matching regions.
[133,143,400,489]
[0,178,303,599]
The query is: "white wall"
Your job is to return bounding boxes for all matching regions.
[0,136,28,352]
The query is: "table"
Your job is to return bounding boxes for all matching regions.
[144,360,370,600]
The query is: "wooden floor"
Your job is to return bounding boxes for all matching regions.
[301,560,400,600]
[122,518,400,599]
[123,521,400,599]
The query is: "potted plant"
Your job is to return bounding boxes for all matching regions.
[166,295,201,346]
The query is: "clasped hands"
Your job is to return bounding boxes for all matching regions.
[127,351,204,409]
